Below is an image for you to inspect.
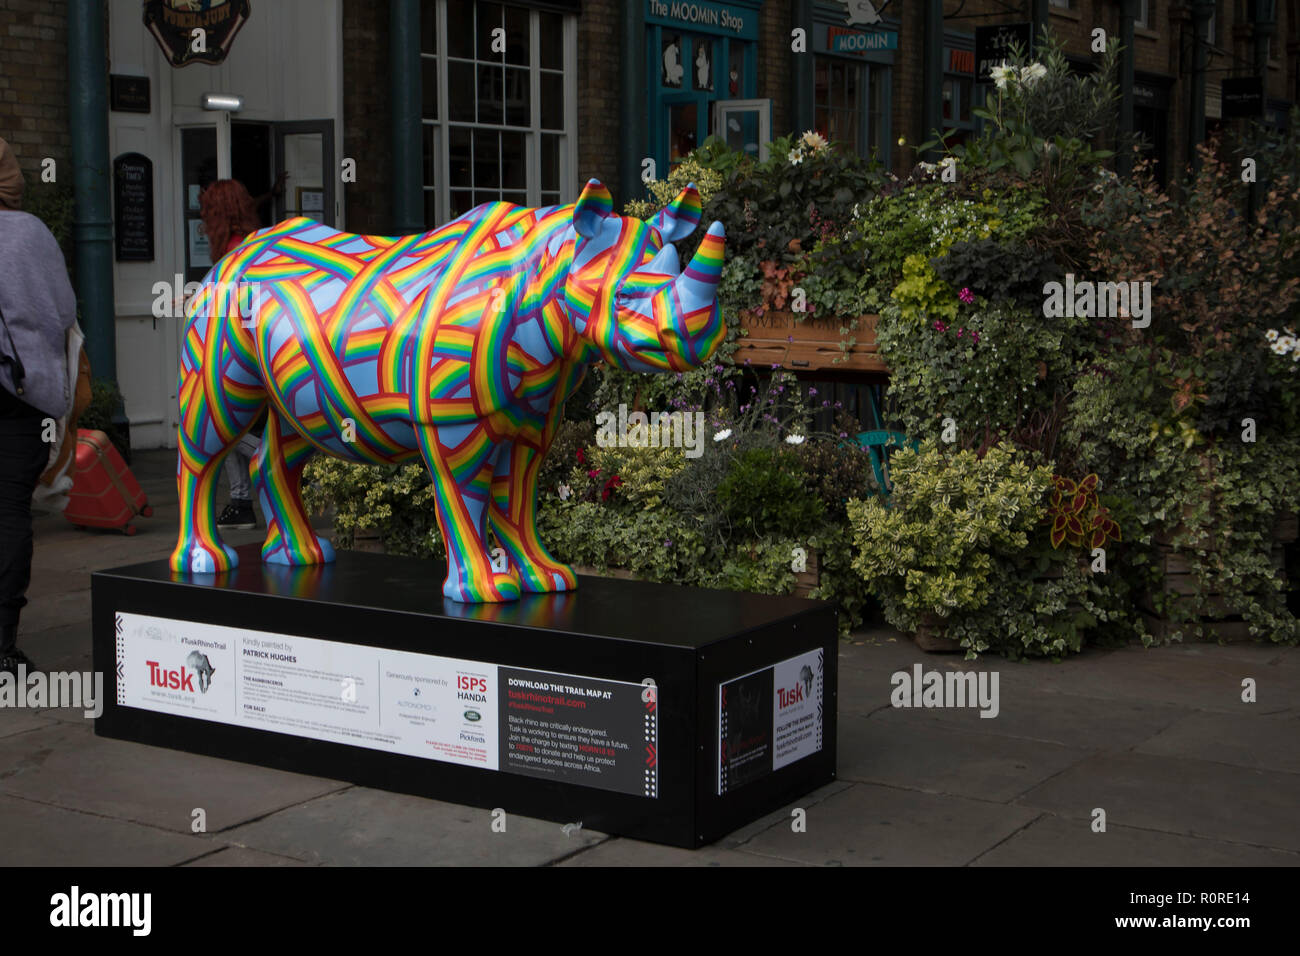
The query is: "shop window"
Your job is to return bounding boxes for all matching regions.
[813,55,888,161]
[1136,0,1151,28]
[420,0,575,223]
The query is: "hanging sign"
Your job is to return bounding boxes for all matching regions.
[975,22,1033,84]
[142,0,251,68]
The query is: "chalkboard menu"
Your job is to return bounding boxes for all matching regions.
[113,153,155,262]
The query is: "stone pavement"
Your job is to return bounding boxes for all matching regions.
[1,449,1297,866]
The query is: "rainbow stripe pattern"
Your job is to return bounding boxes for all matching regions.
[171,179,726,602]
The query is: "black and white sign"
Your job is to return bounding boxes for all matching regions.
[718,648,824,795]
[1222,77,1265,119]
[113,153,155,263]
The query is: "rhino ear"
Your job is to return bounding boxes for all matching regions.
[573,179,613,238]
[647,183,703,242]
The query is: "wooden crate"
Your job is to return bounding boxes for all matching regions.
[1140,543,1287,641]
[732,310,889,374]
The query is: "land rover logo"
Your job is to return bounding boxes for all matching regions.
[464,710,482,722]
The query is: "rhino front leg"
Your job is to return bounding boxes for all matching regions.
[489,438,576,594]
[416,422,523,603]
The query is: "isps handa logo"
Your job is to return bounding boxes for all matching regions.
[145,652,215,695]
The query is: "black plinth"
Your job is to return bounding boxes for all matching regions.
[92,545,837,848]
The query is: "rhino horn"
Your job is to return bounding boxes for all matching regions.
[669,221,725,310]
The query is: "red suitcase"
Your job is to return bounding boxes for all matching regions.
[65,429,152,535]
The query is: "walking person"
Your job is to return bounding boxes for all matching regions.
[0,137,77,674]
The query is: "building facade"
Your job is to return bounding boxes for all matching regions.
[1,0,1295,448]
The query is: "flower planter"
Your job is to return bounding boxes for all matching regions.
[1139,543,1288,642]
[350,526,385,553]
[732,310,888,374]
[913,612,963,653]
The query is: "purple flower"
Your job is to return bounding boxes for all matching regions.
[959,287,975,304]
[808,387,818,396]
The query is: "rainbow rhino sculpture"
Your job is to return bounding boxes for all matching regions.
[171,180,726,602]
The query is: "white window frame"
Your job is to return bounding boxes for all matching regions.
[420,0,578,225]
[714,98,771,160]
[1135,0,1150,29]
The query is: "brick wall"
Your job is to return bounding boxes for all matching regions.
[341,0,391,234]
[576,0,621,202]
[0,0,71,188]
[758,0,789,138]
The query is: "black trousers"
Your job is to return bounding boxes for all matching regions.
[0,388,50,648]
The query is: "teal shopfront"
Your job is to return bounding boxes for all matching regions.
[810,2,896,164]
[644,0,767,173]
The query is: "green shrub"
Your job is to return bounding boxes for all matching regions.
[716,447,825,539]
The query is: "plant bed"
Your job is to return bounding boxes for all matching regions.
[912,613,963,653]
[732,310,887,374]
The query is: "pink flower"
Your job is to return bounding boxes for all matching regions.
[957,328,965,338]
[959,287,975,304]
[933,321,947,333]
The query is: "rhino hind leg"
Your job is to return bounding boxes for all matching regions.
[416,423,522,603]
[252,414,335,566]
[489,439,577,594]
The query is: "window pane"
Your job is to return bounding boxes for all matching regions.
[504,4,529,65]
[422,123,437,185]
[669,101,697,164]
[539,12,562,70]
[421,0,437,54]
[422,56,438,120]
[501,130,526,190]
[502,191,526,207]
[504,66,529,127]
[942,78,954,121]
[474,189,498,207]
[540,191,560,207]
[477,64,503,124]
[451,189,474,216]
[541,133,560,192]
[476,1,503,60]
[540,71,563,130]
[446,0,473,58]
[728,38,744,96]
[662,34,684,87]
[474,129,500,188]
[449,126,472,188]
[692,38,713,91]
[448,61,475,121]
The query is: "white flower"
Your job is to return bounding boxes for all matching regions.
[713,428,733,442]
[938,156,957,170]
[1277,335,1297,354]
[801,130,829,152]
[557,483,572,500]
[1265,329,1279,342]
[788,148,804,165]
[990,63,1014,90]
[1019,62,1048,88]
[785,434,806,445]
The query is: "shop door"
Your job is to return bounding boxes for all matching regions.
[274,120,336,227]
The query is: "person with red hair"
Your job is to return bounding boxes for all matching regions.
[199,177,280,530]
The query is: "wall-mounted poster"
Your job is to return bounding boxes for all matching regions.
[188,218,211,269]
[297,187,325,222]
[113,153,155,262]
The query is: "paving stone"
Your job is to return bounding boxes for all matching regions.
[867,681,1190,750]
[182,846,316,867]
[1016,752,1300,852]
[222,786,606,866]
[971,813,1300,866]
[734,782,1040,866]
[712,780,854,849]
[1133,711,1300,774]
[838,712,1090,802]
[0,792,212,866]
[558,837,811,866]
[0,709,57,739]
[0,720,349,832]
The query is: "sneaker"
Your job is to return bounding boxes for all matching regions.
[0,646,35,676]
[217,499,257,530]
